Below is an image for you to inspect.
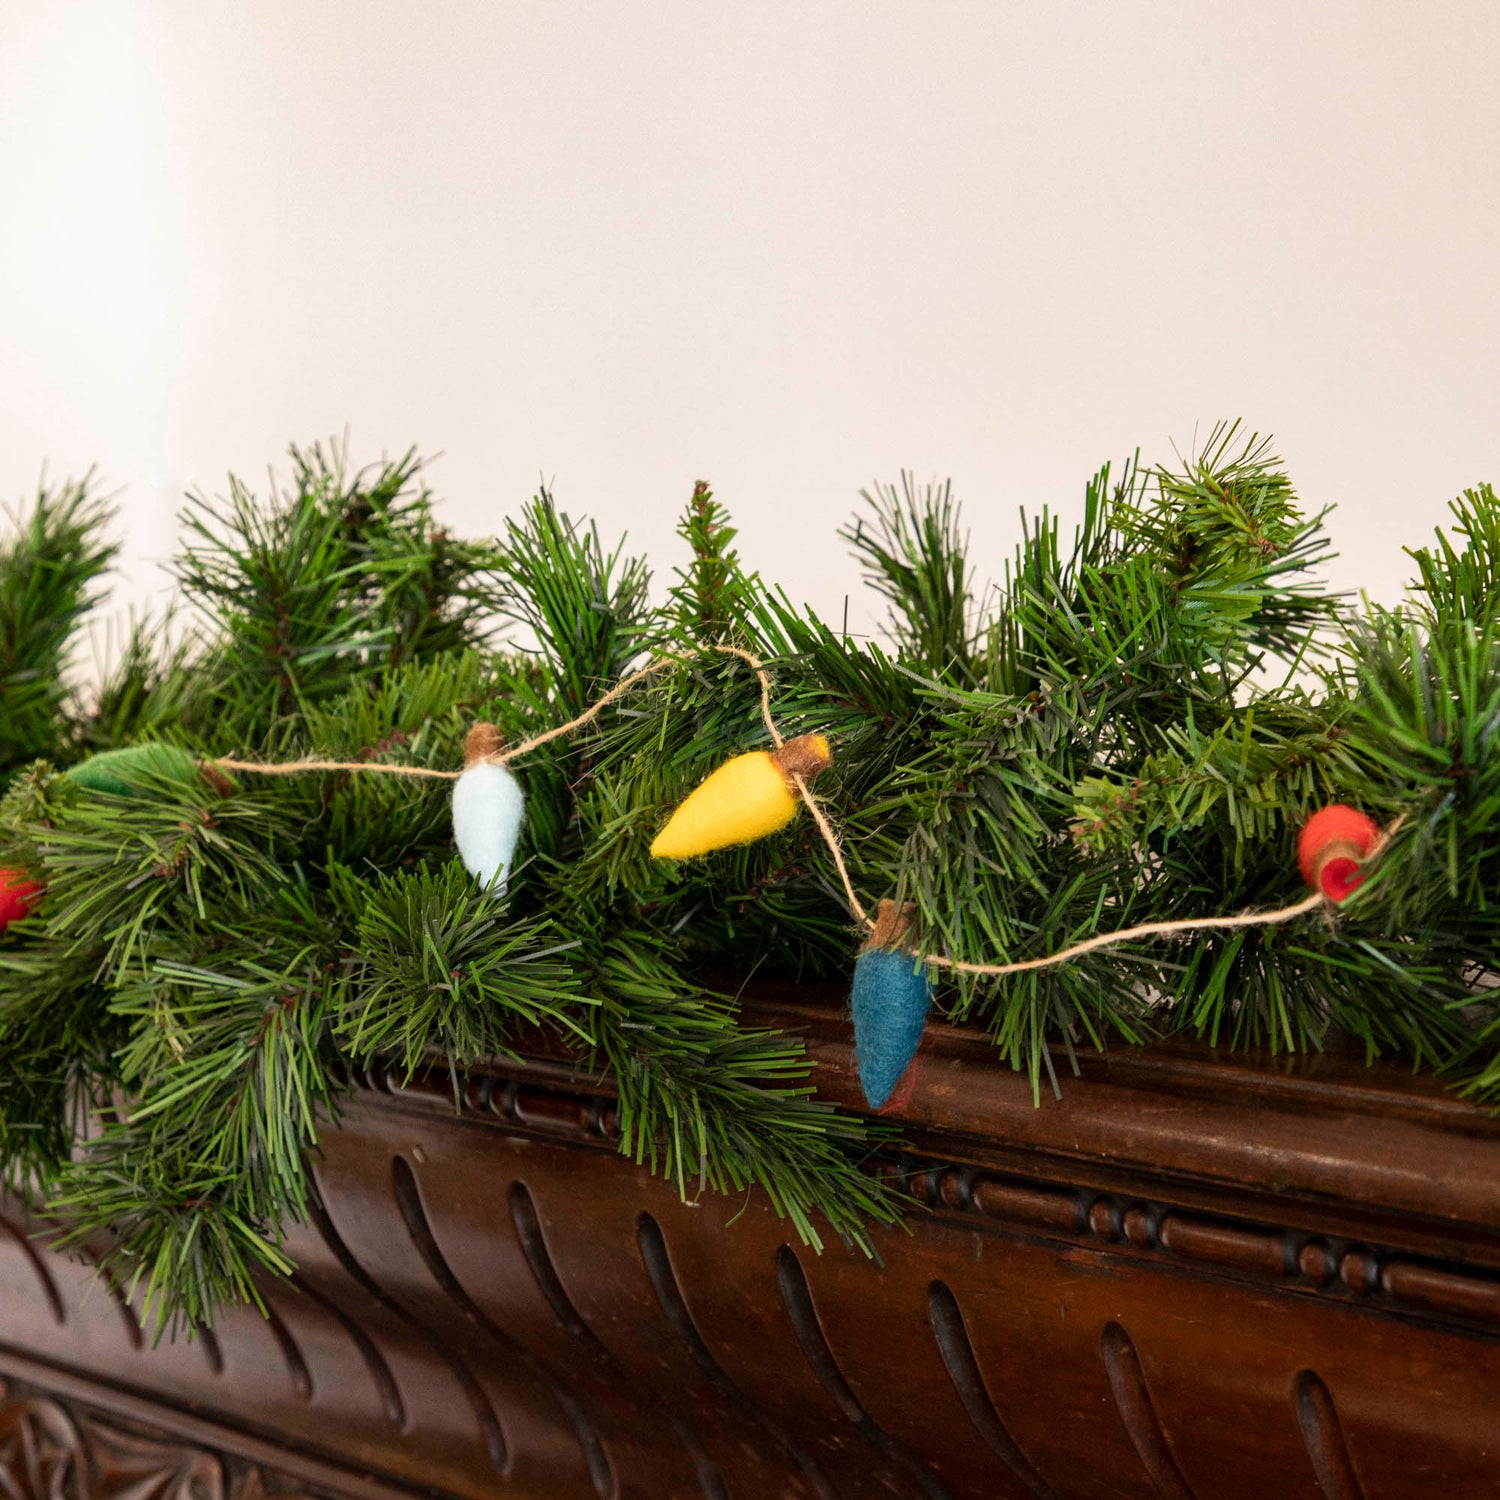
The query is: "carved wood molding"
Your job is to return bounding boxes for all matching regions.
[905,1161,1500,1333]
[0,1377,322,1500]
[354,1054,1500,1338]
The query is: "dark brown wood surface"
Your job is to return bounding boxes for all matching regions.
[1,986,1498,1498]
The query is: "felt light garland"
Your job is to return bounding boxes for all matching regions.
[51,662,1398,971]
[17,648,1400,1112]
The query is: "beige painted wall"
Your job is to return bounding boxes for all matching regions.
[2,2,1496,650]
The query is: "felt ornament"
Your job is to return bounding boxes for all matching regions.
[65,743,218,797]
[0,870,41,936]
[451,722,525,892]
[851,898,933,1111]
[650,733,832,859]
[1298,804,1380,902]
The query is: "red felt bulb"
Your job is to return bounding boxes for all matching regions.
[0,869,42,934]
[1297,805,1380,902]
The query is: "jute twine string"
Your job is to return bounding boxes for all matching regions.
[207,647,1394,977]
[211,645,778,777]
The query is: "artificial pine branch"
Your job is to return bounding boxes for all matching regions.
[668,480,755,642]
[0,474,116,784]
[841,473,980,686]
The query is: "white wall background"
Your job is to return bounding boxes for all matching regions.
[2,1,1497,650]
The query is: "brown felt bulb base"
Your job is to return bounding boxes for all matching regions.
[464,722,506,769]
[198,763,237,797]
[863,897,919,954]
[769,733,832,787]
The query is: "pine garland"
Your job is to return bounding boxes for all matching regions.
[3,426,1500,1335]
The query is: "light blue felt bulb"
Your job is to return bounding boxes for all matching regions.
[451,724,525,893]
[851,946,933,1109]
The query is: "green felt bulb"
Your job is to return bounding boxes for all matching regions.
[65,744,202,797]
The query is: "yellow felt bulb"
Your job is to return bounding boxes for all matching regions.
[650,733,833,859]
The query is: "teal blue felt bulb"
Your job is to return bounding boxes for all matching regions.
[851,947,933,1109]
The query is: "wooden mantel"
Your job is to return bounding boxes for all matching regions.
[1,983,1498,1498]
